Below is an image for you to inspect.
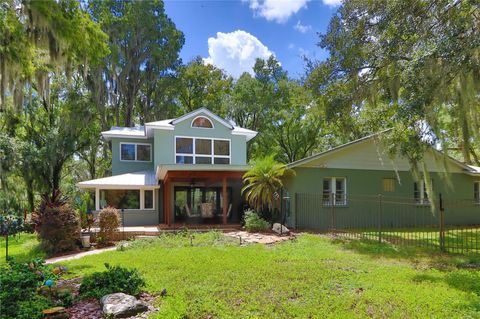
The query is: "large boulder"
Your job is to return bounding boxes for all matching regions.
[100,293,148,318]
[272,223,290,235]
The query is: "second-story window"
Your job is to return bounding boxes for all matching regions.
[191,116,214,128]
[120,143,151,162]
[175,137,230,164]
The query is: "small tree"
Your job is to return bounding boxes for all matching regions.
[242,155,295,213]
[32,190,80,254]
[97,207,121,244]
[0,214,25,261]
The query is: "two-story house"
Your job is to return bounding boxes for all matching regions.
[78,108,257,227]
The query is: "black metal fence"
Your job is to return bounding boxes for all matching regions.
[293,193,480,254]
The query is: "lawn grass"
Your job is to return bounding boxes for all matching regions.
[342,226,480,254]
[0,232,45,264]
[58,232,480,318]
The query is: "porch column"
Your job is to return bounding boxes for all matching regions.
[164,178,171,226]
[95,188,100,211]
[222,176,228,225]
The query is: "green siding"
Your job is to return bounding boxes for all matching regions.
[153,129,174,167]
[154,112,247,167]
[111,137,155,175]
[286,167,480,230]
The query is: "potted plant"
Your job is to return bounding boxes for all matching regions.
[80,210,95,248]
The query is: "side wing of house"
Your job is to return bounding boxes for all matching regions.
[286,136,480,230]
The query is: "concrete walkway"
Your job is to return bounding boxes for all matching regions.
[90,226,161,233]
[45,246,117,264]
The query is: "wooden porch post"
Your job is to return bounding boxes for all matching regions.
[222,176,228,225]
[164,177,171,226]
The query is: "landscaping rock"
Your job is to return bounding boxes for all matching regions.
[100,293,148,318]
[272,223,290,235]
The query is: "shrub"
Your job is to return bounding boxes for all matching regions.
[97,206,121,243]
[79,263,145,299]
[0,259,57,319]
[244,210,270,232]
[32,190,80,254]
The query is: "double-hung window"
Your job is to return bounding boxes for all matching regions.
[322,177,347,206]
[474,182,480,204]
[120,143,151,162]
[175,137,230,164]
[414,180,433,205]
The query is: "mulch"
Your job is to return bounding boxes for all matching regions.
[56,278,158,319]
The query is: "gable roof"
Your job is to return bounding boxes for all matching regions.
[171,107,234,129]
[288,132,479,175]
[288,132,380,168]
[102,108,257,141]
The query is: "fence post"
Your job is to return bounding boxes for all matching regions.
[378,194,383,243]
[439,193,446,252]
[330,192,335,233]
[294,193,298,231]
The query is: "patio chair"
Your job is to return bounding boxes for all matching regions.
[201,202,214,218]
[184,204,197,218]
[216,203,232,219]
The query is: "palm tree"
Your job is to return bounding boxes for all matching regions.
[242,155,296,211]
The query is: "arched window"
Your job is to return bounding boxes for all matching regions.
[191,116,214,128]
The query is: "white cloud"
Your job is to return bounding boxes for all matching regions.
[294,20,312,33]
[244,0,310,23]
[322,0,343,7]
[203,30,274,78]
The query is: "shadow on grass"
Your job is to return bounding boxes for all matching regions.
[330,236,480,270]
[62,264,96,279]
[411,269,480,310]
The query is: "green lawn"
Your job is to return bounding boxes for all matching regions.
[339,227,480,254]
[53,232,480,318]
[0,232,45,264]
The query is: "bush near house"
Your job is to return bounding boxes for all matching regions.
[79,263,145,299]
[97,206,121,244]
[32,191,80,254]
[244,210,270,232]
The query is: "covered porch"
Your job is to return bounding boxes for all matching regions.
[77,171,160,226]
[159,167,248,226]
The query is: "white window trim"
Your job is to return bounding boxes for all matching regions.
[191,116,215,129]
[143,189,155,210]
[322,177,347,206]
[474,181,480,204]
[174,135,231,165]
[119,142,152,162]
[414,180,431,206]
[96,188,156,211]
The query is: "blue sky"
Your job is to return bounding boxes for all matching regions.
[164,0,340,79]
